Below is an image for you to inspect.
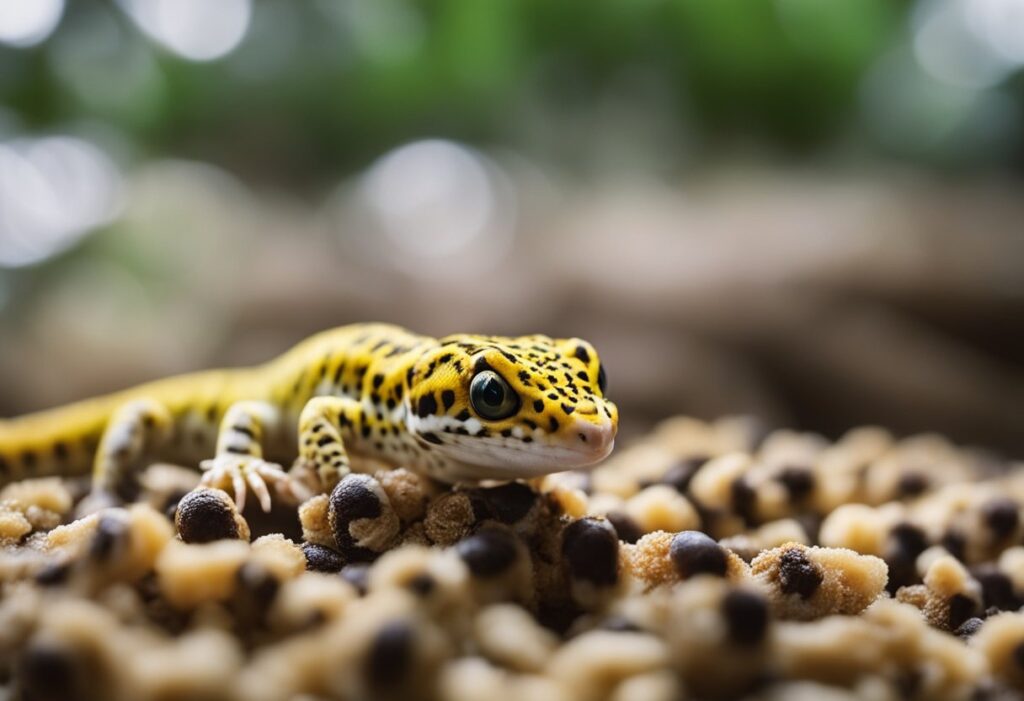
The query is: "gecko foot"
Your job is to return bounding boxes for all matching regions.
[199,455,297,513]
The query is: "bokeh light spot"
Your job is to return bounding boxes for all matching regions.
[0,0,64,48]
[118,0,251,62]
[0,137,122,268]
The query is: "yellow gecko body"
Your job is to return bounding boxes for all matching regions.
[0,324,617,510]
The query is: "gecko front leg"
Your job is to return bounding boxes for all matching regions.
[199,401,294,512]
[91,399,174,503]
[291,396,363,494]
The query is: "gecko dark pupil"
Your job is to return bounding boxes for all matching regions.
[470,370,519,420]
[482,379,504,406]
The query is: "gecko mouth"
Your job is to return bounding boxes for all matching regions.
[419,417,617,477]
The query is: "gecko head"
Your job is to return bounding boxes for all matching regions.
[403,333,618,478]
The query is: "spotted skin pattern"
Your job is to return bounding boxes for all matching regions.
[0,324,618,511]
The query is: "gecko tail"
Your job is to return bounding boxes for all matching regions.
[0,397,117,486]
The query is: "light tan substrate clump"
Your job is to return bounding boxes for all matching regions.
[1,417,1023,700]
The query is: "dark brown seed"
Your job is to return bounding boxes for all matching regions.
[18,642,81,701]
[897,472,928,497]
[982,498,1020,539]
[776,466,815,501]
[456,529,518,577]
[366,621,413,686]
[778,548,823,599]
[175,489,241,543]
[329,474,384,561]
[669,531,727,578]
[34,562,70,587]
[660,456,707,493]
[340,563,370,595]
[606,511,643,544]
[972,566,1020,611]
[562,518,619,587]
[948,593,979,630]
[90,515,129,561]
[722,589,769,646]
[477,482,537,523]
[955,617,984,639]
[730,478,757,524]
[407,573,435,596]
[302,543,345,573]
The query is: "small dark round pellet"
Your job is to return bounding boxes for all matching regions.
[660,456,707,494]
[562,517,619,587]
[90,515,129,561]
[778,548,823,599]
[175,489,240,543]
[18,642,80,701]
[730,478,757,523]
[955,617,984,639]
[456,529,518,578]
[669,531,728,578]
[407,573,435,596]
[35,562,70,587]
[605,511,643,544]
[972,566,1020,611]
[366,621,413,686]
[982,498,1020,539]
[948,593,980,630]
[897,472,928,497]
[722,589,769,646]
[941,531,967,561]
[598,615,643,633]
[478,482,537,523]
[340,563,370,595]
[329,474,385,560]
[302,543,346,573]
[776,466,815,501]
[890,523,929,557]
[237,562,280,609]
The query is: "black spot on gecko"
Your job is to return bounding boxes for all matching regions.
[501,429,513,438]
[561,404,575,415]
[21,451,36,469]
[233,425,254,439]
[441,390,455,411]
[574,346,591,364]
[518,370,531,383]
[316,435,333,447]
[386,398,396,410]
[333,361,346,384]
[533,399,544,412]
[438,353,453,364]
[361,425,371,439]
[420,432,443,445]
[499,350,517,363]
[549,417,559,432]
[523,418,537,430]
[53,442,68,461]
[417,394,438,418]
[455,409,471,422]
[576,371,589,381]
[372,373,384,389]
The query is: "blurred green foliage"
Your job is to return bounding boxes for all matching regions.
[0,0,1019,186]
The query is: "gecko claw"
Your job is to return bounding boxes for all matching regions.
[200,455,287,513]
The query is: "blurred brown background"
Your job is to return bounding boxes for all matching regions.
[1,0,1022,455]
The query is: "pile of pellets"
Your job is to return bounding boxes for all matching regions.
[2,416,1024,700]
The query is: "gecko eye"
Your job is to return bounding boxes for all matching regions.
[597,364,607,394]
[470,370,519,421]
